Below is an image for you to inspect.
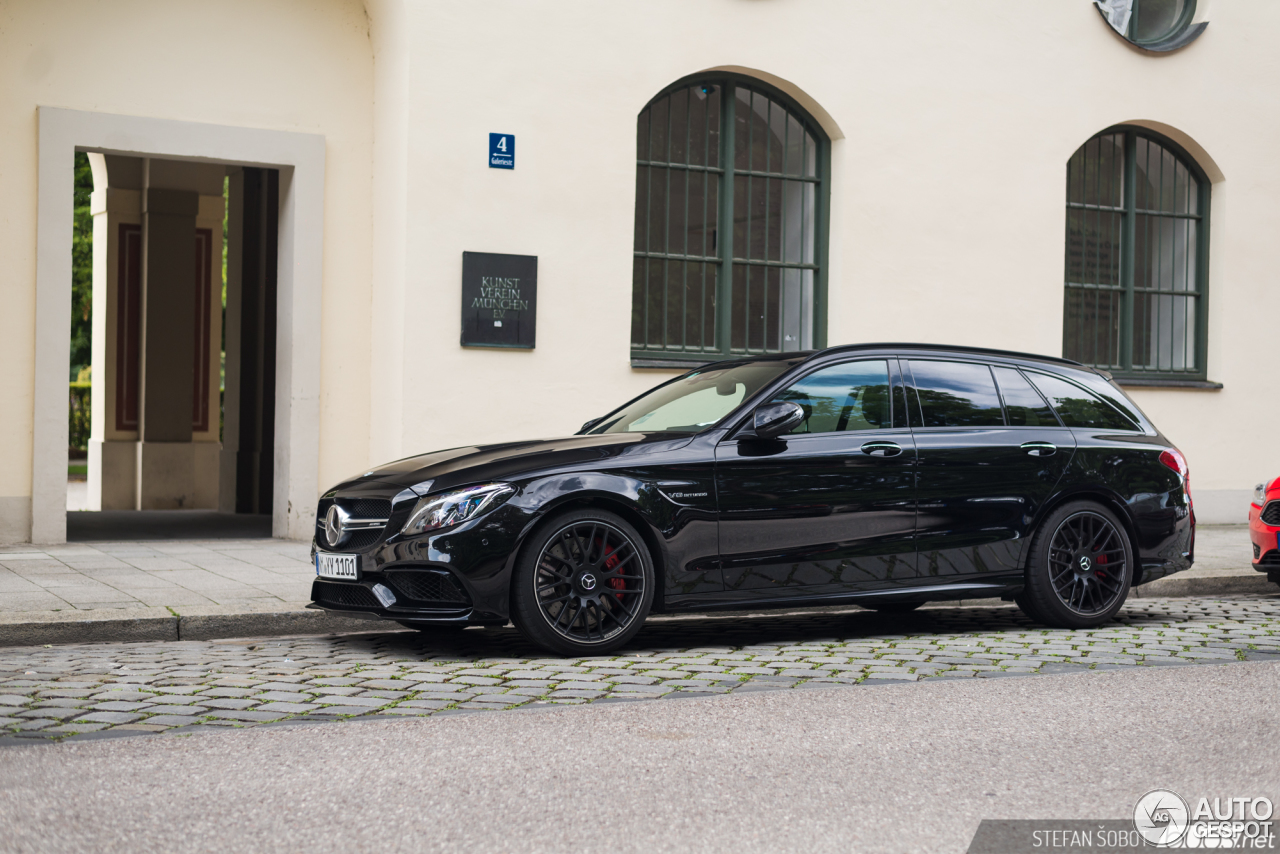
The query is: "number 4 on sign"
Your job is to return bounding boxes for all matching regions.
[489,133,515,169]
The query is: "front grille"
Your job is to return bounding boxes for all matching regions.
[1262,501,1280,526]
[343,498,392,519]
[385,570,471,605]
[312,580,382,609]
[341,529,384,551]
[315,496,394,552]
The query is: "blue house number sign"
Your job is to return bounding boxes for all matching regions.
[489,133,514,169]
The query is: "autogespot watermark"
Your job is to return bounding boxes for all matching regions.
[1134,790,1276,849]
[965,790,1276,852]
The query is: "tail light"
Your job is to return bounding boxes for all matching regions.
[1160,448,1191,509]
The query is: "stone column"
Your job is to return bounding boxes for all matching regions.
[135,172,198,509]
[86,154,142,511]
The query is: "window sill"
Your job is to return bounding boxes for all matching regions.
[630,357,715,370]
[1114,378,1223,390]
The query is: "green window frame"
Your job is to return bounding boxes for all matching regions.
[1063,126,1211,382]
[630,74,830,366]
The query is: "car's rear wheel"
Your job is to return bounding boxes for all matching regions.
[1016,501,1133,629]
[511,509,655,656]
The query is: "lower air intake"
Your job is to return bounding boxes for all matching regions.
[385,570,472,605]
[313,580,382,609]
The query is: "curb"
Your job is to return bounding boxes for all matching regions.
[0,609,384,648]
[0,575,1274,649]
[1130,573,1275,598]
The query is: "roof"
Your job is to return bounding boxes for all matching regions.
[818,342,1085,368]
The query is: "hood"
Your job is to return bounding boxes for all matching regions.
[337,433,697,493]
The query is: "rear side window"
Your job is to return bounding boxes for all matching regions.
[908,361,1005,428]
[771,360,892,435]
[1073,374,1148,429]
[1026,372,1139,431]
[993,367,1059,427]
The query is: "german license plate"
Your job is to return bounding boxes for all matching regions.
[315,553,358,580]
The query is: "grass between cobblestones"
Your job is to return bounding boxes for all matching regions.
[2,596,1279,745]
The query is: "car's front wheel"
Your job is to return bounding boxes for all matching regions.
[511,509,655,656]
[1016,501,1133,629]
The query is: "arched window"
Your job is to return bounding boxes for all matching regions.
[1063,127,1210,380]
[631,75,829,365]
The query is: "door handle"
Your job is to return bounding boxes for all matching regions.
[861,441,903,458]
[1021,442,1057,457]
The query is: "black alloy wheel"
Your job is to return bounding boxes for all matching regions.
[1017,501,1133,629]
[511,509,655,656]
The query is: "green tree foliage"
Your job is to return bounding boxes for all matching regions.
[71,152,94,379]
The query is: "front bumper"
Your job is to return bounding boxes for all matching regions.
[1249,501,1280,574]
[308,501,533,625]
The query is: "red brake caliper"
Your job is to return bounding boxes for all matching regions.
[601,541,625,599]
[1095,552,1108,580]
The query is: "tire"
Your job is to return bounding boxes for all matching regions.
[863,600,923,613]
[1016,500,1134,629]
[510,508,655,656]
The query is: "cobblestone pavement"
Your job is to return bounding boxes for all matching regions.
[3,596,1279,746]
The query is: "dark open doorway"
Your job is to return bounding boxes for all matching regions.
[67,156,280,542]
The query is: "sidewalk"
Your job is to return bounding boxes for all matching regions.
[0,525,1271,647]
[0,539,374,646]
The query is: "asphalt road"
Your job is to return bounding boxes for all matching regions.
[1,660,1277,854]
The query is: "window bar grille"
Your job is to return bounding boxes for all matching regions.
[1120,130,1137,371]
[662,96,672,353]
[681,90,690,351]
[633,77,823,362]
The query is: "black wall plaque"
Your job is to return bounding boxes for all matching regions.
[461,251,537,349]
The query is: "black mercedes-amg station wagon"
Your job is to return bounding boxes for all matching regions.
[309,344,1193,655]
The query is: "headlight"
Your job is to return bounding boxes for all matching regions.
[1255,483,1268,506]
[400,483,515,536]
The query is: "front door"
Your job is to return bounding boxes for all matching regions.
[715,358,918,601]
[906,359,1076,585]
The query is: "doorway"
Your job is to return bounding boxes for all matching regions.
[64,154,282,540]
[33,107,325,544]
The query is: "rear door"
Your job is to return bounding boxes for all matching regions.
[906,359,1075,585]
[714,358,918,600]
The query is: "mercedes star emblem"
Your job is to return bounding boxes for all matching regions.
[580,573,597,591]
[325,504,350,547]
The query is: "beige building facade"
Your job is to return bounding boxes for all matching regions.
[0,0,1275,544]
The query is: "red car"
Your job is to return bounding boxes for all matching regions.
[1250,477,1280,582]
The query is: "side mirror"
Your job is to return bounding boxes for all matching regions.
[749,402,805,440]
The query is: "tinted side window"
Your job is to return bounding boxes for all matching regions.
[908,361,1005,428]
[993,367,1059,427]
[771,360,891,435]
[1027,372,1139,431]
[1073,373,1148,430]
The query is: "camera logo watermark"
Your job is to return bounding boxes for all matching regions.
[1134,790,1190,846]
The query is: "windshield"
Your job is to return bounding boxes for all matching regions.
[590,361,797,434]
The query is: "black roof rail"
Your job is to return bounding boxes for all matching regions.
[656,343,1089,374]
[815,342,1086,368]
